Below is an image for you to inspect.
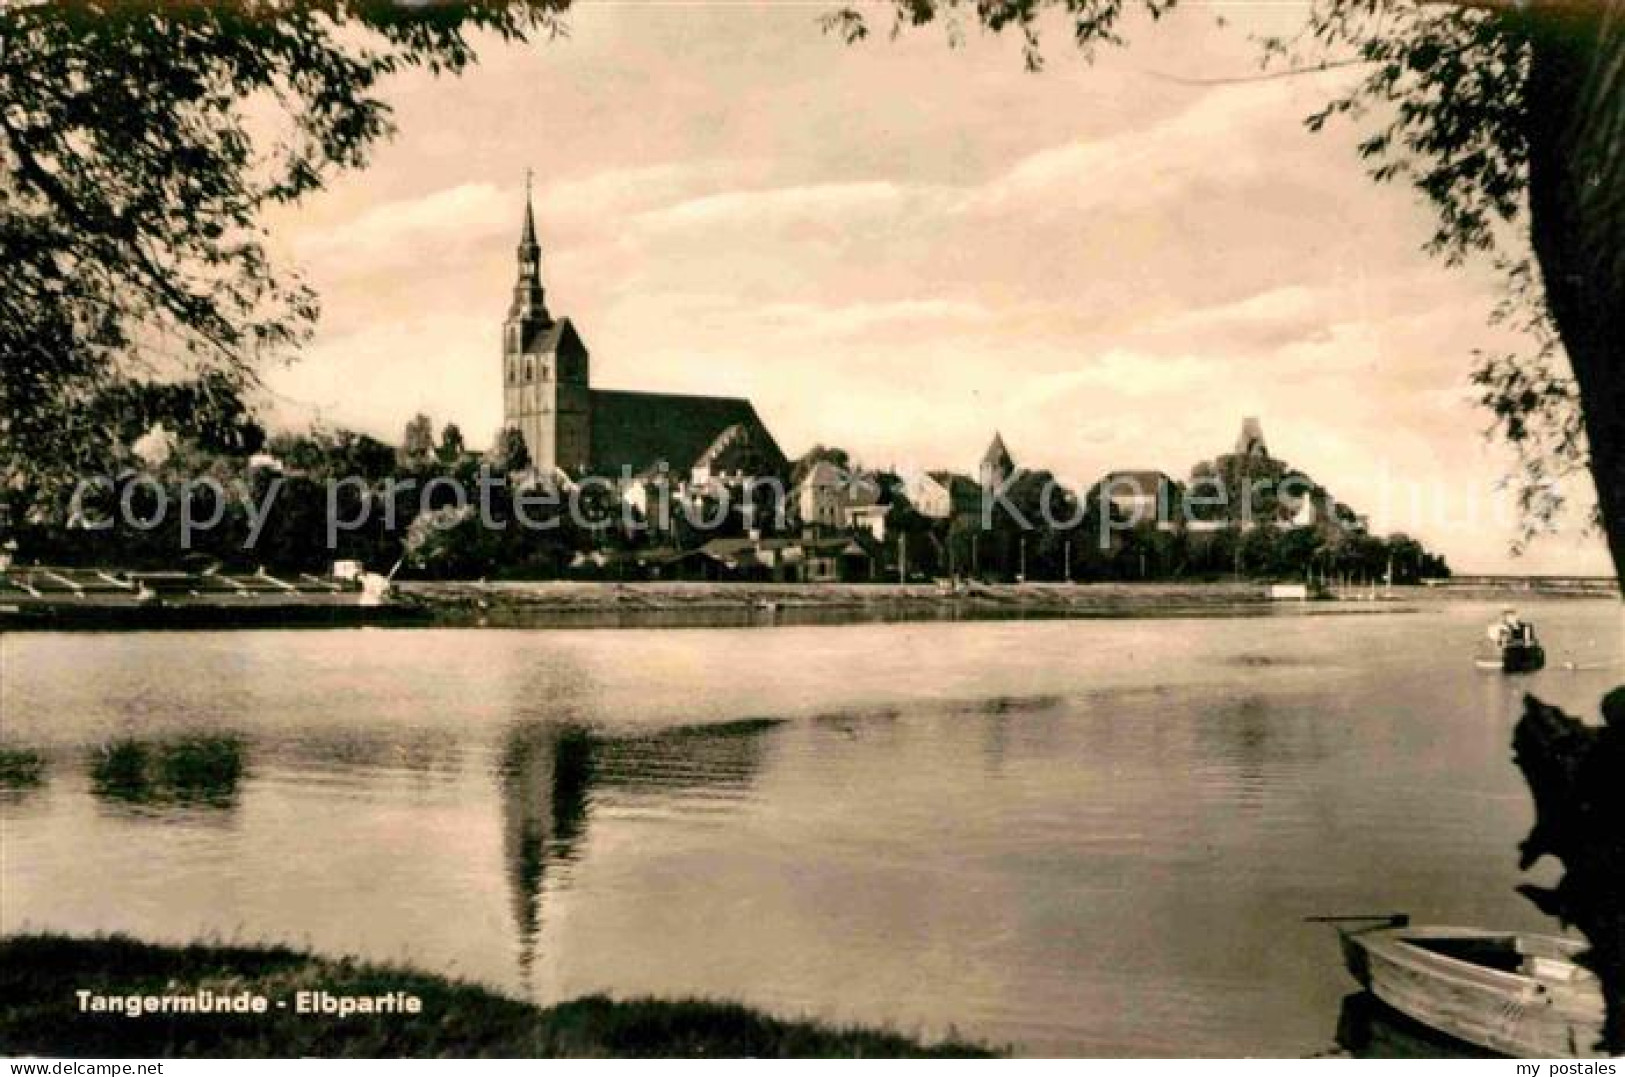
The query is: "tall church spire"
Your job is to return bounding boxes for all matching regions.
[520,167,538,248]
[510,170,549,327]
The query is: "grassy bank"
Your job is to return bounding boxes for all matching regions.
[0,935,992,1058]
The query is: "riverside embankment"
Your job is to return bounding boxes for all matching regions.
[401,579,1279,628]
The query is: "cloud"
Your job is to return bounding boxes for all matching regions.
[542,161,729,222]
[632,180,922,234]
[1011,350,1215,405]
[258,5,1606,573]
[290,163,727,276]
[753,298,996,336]
[263,314,501,443]
[294,182,513,263]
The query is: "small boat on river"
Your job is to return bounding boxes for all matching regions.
[1476,609,1546,672]
[1337,919,1609,1058]
[1475,638,1547,672]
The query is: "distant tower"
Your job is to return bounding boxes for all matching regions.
[502,175,591,474]
[1233,417,1269,461]
[980,431,1016,486]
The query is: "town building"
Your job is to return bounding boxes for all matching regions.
[792,461,890,539]
[980,431,1015,487]
[699,534,874,583]
[905,433,1015,522]
[1231,416,1270,462]
[501,188,785,486]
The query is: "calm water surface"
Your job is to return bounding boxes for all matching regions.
[3,600,1620,1056]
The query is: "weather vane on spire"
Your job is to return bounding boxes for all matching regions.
[519,167,538,249]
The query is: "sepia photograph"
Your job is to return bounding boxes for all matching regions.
[1,0,1622,1061]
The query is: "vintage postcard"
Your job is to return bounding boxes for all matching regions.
[1,0,1621,1062]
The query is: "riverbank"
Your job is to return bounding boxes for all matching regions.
[0,934,991,1058]
[5,574,1612,632]
[402,578,1617,629]
[405,579,1275,626]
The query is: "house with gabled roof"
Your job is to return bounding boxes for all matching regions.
[905,470,983,521]
[793,461,890,537]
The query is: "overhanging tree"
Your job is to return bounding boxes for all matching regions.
[820,0,1623,1050]
[0,0,568,521]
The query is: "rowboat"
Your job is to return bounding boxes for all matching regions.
[1338,921,1610,1058]
[1475,639,1547,672]
[1477,610,1546,672]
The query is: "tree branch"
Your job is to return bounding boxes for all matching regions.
[1143,57,1374,86]
[1422,0,1611,15]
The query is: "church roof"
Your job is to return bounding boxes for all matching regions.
[519,316,582,356]
[588,389,785,478]
[795,459,848,490]
[692,422,767,473]
[980,432,1015,476]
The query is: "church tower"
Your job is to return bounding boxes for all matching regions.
[1233,417,1269,461]
[502,180,591,475]
[980,431,1015,487]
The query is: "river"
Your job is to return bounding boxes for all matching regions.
[2,598,1620,1055]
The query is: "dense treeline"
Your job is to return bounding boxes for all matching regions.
[3,404,1449,584]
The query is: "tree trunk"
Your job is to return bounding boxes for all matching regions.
[1524,0,1625,585]
[1513,692,1625,1054]
[1516,4,1624,1052]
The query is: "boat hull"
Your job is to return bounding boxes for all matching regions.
[1475,643,1546,673]
[1342,926,1609,1059]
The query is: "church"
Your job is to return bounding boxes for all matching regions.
[501,189,785,485]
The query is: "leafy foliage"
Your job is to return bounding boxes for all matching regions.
[0,0,568,512]
[485,425,532,475]
[818,0,1179,72]
[1470,256,1592,545]
[1267,2,1532,265]
[818,0,1604,550]
[438,422,467,464]
[400,413,436,465]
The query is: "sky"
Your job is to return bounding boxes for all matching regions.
[259,0,1611,575]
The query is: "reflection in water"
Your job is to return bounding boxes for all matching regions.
[88,735,244,810]
[1335,992,1499,1059]
[586,717,780,799]
[3,603,1619,1056]
[498,717,781,986]
[499,724,593,986]
[264,728,469,781]
[1189,694,1330,814]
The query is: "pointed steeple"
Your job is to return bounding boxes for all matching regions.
[520,168,538,248]
[509,171,550,328]
[980,431,1015,485]
[1234,417,1269,460]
